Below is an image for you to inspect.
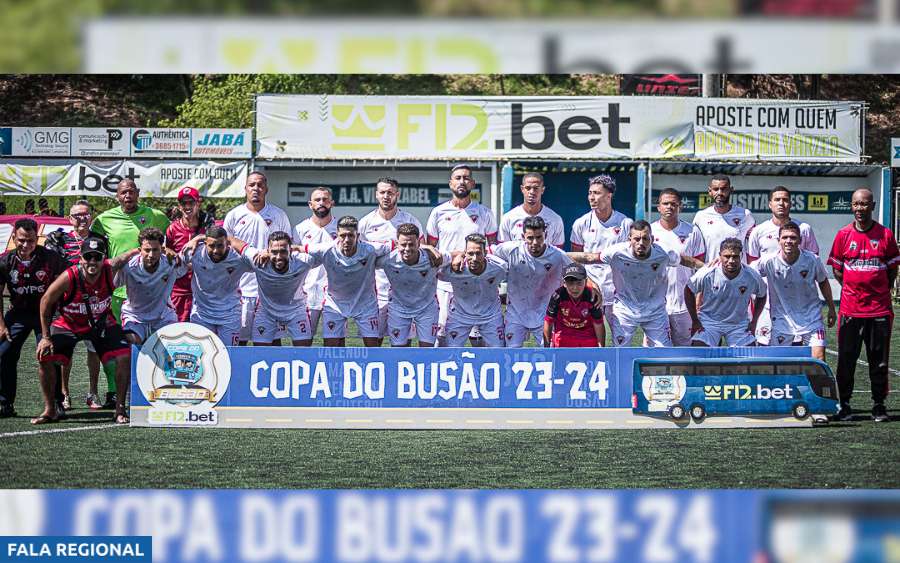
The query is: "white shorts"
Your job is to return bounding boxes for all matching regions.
[603,304,617,339]
[387,306,440,346]
[239,297,257,341]
[608,307,672,347]
[437,286,452,335]
[253,307,312,344]
[505,321,543,348]
[754,299,772,345]
[770,325,826,348]
[191,314,242,346]
[323,306,381,339]
[693,323,756,347]
[377,303,389,339]
[122,309,178,343]
[445,315,505,347]
[308,308,323,335]
[668,312,693,347]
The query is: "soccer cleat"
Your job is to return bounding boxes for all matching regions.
[872,404,889,423]
[831,404,853,422]
[0,403,16,418]
[61,394,71,410]
[85,393,102,410]
[103,392,117,410]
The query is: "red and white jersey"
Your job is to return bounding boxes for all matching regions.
[223,202,292,298]
[600,242,679,318]
[828,222,900,317]
[438,255,507,324]
[183,245,253,323]
[570,209,632,302]
[292,217,338,310]
[651,220,706,315]
[498,204,565,247]
[692,205,755,263]
[378,249,448,317]
[754,250,827,334]
[688,264,766,329]
[117,254,188,321]
[426,200,497,292]
[243,246,317,321]
[53,262,117,335]
[358,208,423,308]
[747,218,819,260]
[306,241,390,318]
[490,241,572,329]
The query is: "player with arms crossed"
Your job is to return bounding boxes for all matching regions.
[293,187,338,337]
[693,174,755,263]
[753,222,835,360]
[543,263,605,348]
[685,238,767,347]
[498,172,565,247]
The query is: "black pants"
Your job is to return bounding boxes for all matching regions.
[0,311,41,406]
[836,314,893,406]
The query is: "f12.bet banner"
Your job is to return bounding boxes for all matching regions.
[255,95,863,162]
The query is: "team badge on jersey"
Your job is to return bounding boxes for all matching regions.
[469,215,478,223]
[226,267,235,274]
[651,263,659,271]
[800,270,809,278]
[871,239,880,249]
[392,329,401,338]
[265,219,272,226]
[450,331,458,339]
[849,241,857,251]
[544,263,552,271]
[732,218,740,226]
[739,286,747,294]
[35,270,46,281]
[420,271,427,277]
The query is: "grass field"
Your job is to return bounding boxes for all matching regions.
[2,306,899,489]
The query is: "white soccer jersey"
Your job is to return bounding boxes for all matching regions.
[746,218,820,260]
[426,200,498,291]
[359,208,424,307]
[498,204,565,247]
[292,217,338,310]
[490,241,572,329]
[692,205,755,262]
[569,209,632,302]
[754,250,827,334]
[600,242,679,318]
[651,220,706,315]
[307,241,389,318]
[243,246,317,320]
[688,264,766,329]
[438,255,507,324]
[117,255,188,320]
[184,245,253,323]
[378,249,448,316]
[223,202,292,298]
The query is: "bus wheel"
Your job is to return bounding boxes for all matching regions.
[792,402,810,420]
[668,404,686,420]
[690,403,706,422]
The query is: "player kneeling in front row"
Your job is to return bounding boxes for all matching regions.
[753,221,836,360]
[543,263,605,347]
[35,237,134,424]
[685,238,766,347]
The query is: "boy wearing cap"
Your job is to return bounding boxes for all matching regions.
[166,187,215,322]
[35,236,135,424]
[543,263,605,347]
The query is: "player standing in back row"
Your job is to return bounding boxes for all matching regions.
[293,187,338,337]
[692,174,755,263]
[498,172,565,247]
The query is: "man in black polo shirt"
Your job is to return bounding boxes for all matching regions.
[0,218,68,416]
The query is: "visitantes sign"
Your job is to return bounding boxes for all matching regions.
[255,95,863,163]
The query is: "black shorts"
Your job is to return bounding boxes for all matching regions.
[43,324,130,366]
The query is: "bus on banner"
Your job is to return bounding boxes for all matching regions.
[131,324,837,430]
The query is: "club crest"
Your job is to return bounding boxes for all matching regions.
[544,263,552,271]
[739,286,747,294]
[800,270,808,278]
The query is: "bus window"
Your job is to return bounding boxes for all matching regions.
[803,364,837,398]
[748,364,776,375]
[720,364,745,375]
[667,365,695,375]
[640,365,667,376]
[776,363,803,375]
[694,364,721,375]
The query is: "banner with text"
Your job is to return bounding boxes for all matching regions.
[256,95,863,162]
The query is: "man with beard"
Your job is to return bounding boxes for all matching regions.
[358,177,423,345]
[498,172,564,247]
[293,186,338,337]
[828,188,899,422]
[166,187,215,322]
[223,171,292,345]
[692,174,755,263]
[426,164,497,346]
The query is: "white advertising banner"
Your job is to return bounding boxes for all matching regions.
[256,95,863,163]
[0,160,248,197]
[71,127,130,158]
[190,128,252,158]
[130,127,192,158]
[0,127,71,157]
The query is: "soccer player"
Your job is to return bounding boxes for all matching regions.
[166,187,215,323]
[115,227,187,345]
[438,234,507,347]
[35,236,134,424]
[223,171,292,345]
[754,222,836,360]
[90,178,169,407]
[293,186,338,337]
[426,164,497,346]
[498,172,565,247]
[243,231,318,346]
[0,219,68,417]
[543,263,605,348]
[182,226,254,346]
[685,238,767,347]
[827,188,900,422]
[651,188,706,346]
[376,223,446,347]
[358,177,424,344]
[302,216,389,347]
[570,174,632,337]
[490,216,572,347]
[692,174,755,263]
